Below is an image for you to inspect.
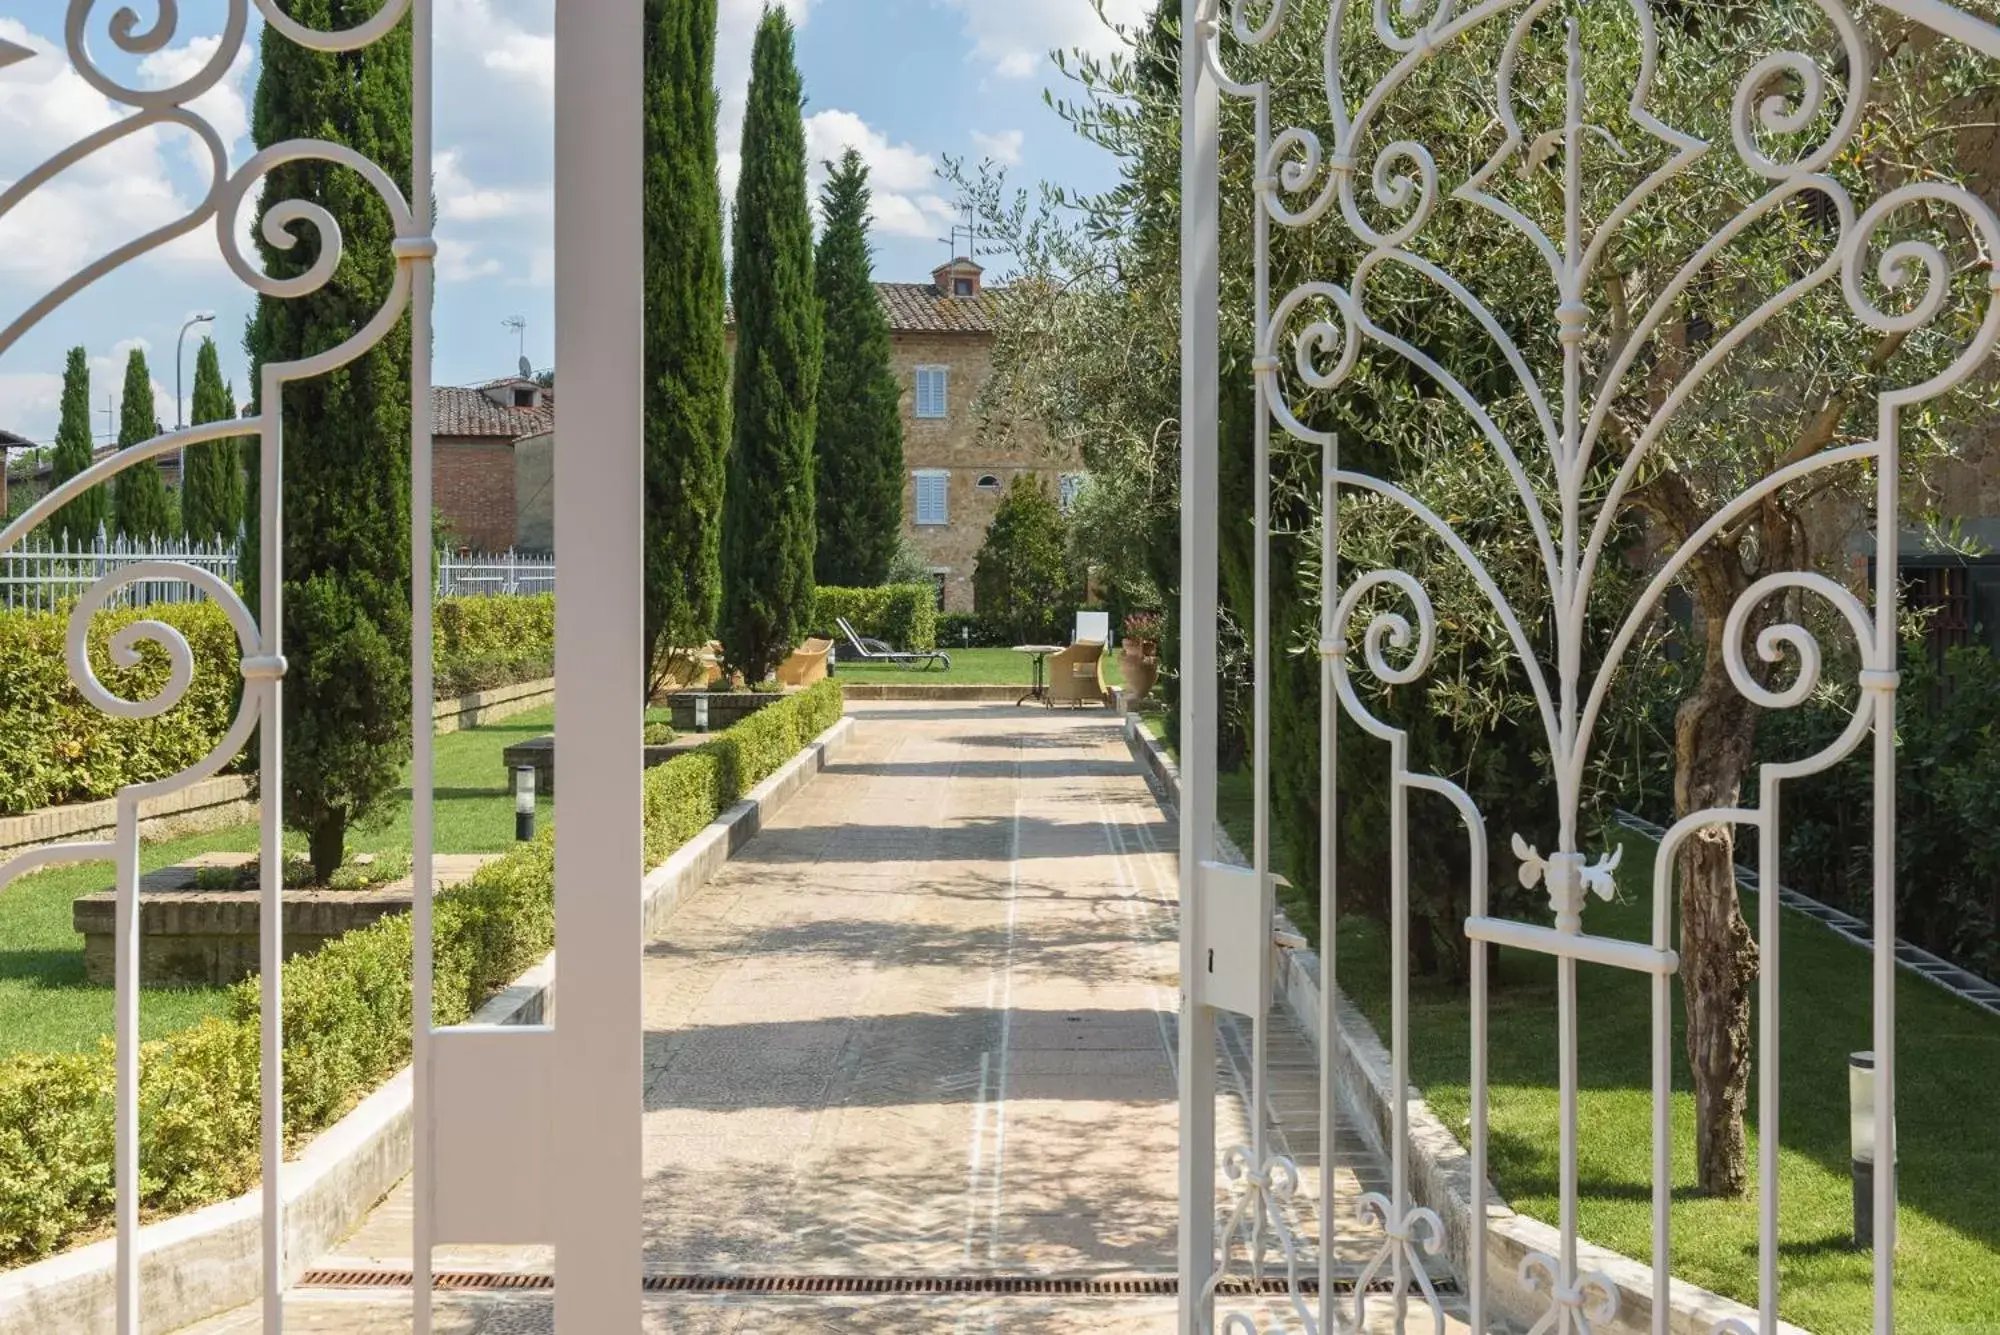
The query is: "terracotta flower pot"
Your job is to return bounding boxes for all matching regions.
[1120,645,1160,701]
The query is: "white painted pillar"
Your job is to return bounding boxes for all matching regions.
[1179,2,1221,1329]
[554,0,644,1328]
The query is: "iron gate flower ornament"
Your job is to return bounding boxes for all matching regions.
[1186,0,2000,1328]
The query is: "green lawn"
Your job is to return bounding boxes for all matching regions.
[833,644,1128,687]
[1132,716,1998,1331]
[0,705,556,1056]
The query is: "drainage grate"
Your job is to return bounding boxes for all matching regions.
[298,1270,1456,1298]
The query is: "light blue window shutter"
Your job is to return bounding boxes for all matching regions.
[915,471,949,524]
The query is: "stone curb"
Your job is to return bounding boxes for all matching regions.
[1119,714,1803,1335]
[432,676,555,735]
[0,711,854,1335]
[836,683,1026,701]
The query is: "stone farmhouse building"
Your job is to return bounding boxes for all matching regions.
[434,259,1080,607]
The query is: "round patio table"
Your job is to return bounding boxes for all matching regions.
[1013,644,1064,708]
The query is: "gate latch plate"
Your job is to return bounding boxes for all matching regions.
[1195,860,1269,1018]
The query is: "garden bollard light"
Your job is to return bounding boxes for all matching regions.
[694,693,709,732]
[1850,1050,1895,1249]
[515,764,537,842]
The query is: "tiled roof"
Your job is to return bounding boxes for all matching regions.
[874,282,996,334]
[433,383,554,440]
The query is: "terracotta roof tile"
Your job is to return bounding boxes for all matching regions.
[874,282,996,334]
[433,383,554,440]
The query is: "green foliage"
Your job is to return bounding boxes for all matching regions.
[883,535,932,586]
[0,682,843,1266]
[811,583,938,651]
[642,0,729,694]
[48,348,107,547]
[245,0,414,881]
[937,612,1014,649]
[1760,643,2000,983]
[972,475,1073,644]
[111,348,170,542]
[721,7,821,683]
[0,602,243,816]
[433,594,555,697]
[812,149,904,587]
[181,339,245,546]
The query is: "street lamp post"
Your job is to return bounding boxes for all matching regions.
[175,311,216,491]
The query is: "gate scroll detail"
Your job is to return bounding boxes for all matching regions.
[1177,0,2000,1332]
[0,5,432,1332]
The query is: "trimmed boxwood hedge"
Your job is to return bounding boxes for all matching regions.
[0,679,843,1266]
[0,595,558,818]
[811,584,938,652]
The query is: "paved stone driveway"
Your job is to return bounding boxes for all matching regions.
[182,702,1462,1333]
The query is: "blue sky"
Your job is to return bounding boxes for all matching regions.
[0,0,1147,445]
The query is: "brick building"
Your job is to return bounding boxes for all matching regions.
[432,378,554,552]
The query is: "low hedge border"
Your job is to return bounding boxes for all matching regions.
[811,584,938,652]
[0,595,558,818]
[0,679,844,1266]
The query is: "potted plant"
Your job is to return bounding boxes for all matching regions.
[1119,611,1164,701]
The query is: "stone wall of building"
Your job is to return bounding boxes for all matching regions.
[891,329,1076,611]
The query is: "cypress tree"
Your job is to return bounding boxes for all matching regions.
[721,6,820,682]
[812,148,902,587]
[112,348,171,540]
[49,347,107,546]
[642,0,729,692]
[182,337,245,545]
[245,0,412,881]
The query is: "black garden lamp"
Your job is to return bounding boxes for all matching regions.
[515,764,537,842]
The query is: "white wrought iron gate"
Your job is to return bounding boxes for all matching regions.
[0,3,643,1332]
[1177,0,2000,1331]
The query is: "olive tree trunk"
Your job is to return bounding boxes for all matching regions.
[1675,579,1764,1197]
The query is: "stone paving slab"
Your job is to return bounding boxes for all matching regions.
[176,703,1463,1332]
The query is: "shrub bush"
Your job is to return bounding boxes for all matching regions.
[434,594,555,697]
[0,595,557,820]
[0,602,243,817]
[0,680,844,1266]
[937,612,1013,648]
[811,584,937,651]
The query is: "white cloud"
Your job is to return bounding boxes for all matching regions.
[803,109,956,239]
[0,372,64,444]
[942,0,1149,79]
[92,338,177,435]
[971,128,1024,166]
[437,150,552,223]
[437,238,505,284]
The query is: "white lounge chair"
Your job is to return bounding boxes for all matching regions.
[835,616,951,671]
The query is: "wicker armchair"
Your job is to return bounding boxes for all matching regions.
[1048,641,1108,707]
[776,637,833,688]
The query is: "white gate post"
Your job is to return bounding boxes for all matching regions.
[553,0,644,1329]
[1178,1,1221,1327]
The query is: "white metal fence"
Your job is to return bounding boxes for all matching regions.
[0,534,554,612]
[436,549,555,597]
[0,531,239,613]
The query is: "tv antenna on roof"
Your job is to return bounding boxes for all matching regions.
[502,314,528,367]
[937,202,978,267]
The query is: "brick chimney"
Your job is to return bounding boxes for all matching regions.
[932,256,984,299]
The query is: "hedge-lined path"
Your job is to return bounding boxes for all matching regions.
[180,703,1447,1332]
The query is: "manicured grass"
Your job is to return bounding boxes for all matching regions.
[0,706,556,1056]
[1332,828,2000,1334]
[833,644,1128,687]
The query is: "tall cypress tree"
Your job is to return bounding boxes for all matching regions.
[721,6,820,681]
[245,0,413,881]
[642,0,729,692]
[49,347,107,546]
[812,149,902,587]
[182,337,245,545]
[112,348,171,541]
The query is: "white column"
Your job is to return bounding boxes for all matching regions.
[553,0,644,1329]
[1179,2,1221,1329]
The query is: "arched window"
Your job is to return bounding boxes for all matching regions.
[975,474,1001,492]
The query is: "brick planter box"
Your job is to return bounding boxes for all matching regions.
[73,852,500,987]
[499,734,700,798]
[666,690,782,733]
